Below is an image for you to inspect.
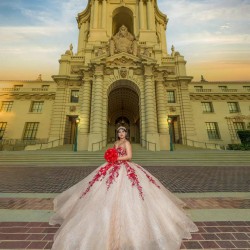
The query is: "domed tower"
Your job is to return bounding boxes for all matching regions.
[50,0,196,151]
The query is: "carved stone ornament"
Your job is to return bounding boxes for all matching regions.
[134,68,143,75]
[107,57,139,67]
[105,68,114,75]
[120,67,127,78]
[70,106,76,112]
[71,65,82,74]
[169,107,176,112]
[109,25,138,56]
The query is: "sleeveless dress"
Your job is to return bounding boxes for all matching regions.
[49,146,198,250]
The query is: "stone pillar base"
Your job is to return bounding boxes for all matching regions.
[159,133,170,151]
[88,133,103,151]
[146,133,160,151]
[77,134,89,151]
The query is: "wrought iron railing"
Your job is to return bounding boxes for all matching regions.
[92,139,106,151]
[140,138,156,151]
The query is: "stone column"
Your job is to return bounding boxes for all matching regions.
[139,0,145,30]
[101,0,107,29]
[78,77,92,150]
[146,0,152,30]
[156,79,170,150]
[88,65,104,151]
[144,65,160,150]
[90,1,95,29]
[93,0,99,29]
[160,22,167,54]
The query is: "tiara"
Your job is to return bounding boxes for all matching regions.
[117,126,127,131]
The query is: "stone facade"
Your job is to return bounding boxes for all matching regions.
[0,0,250,151]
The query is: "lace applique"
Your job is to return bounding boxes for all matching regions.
[124,161,144,200]
[134,163,161,189]
[106,163,121,190]
[80,163,113,198]
[116,146,126,157]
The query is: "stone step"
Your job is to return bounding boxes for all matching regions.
[0,149,249,166]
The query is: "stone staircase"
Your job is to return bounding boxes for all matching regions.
[0,144,249,167]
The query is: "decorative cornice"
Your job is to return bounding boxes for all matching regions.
[190,93,250,101]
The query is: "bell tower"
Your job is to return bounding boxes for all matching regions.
[76,0,168,57]
[50,0,196,151]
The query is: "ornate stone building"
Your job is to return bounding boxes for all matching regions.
[0,0,250,151]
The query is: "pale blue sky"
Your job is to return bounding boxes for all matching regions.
[0,0,249,81]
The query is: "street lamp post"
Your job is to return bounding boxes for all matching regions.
[167,117,174,151]
[74,117,80,152]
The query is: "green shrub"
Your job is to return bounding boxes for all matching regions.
[237,130,250,145]
[227,144,250,150]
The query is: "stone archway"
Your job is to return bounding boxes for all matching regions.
[107,80,140,143]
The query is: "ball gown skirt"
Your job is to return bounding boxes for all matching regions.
[49,147,198,250]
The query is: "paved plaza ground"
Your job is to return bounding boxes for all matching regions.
[0,163,250,249]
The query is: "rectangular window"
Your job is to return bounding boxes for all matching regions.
[219,86,227,90]
[0,122,7,139]
[206,122,220,139]
[233,122,245,139]
[167,91,176,103]
[1,101,13,112]
[194,86,203,89]
[30,101,44,113]
[243,86,250,91]
[42,85,49,89]
[228,102,240,113]
[202,102,214,113]
[23,122,39,140]
[14,85,23,88]
[70,90,79,103]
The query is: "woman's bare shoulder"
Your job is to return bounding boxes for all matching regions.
[125,140,131,147]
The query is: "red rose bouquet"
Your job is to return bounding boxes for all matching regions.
[104,148,118,163]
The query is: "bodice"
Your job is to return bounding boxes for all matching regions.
[116,146,127,157]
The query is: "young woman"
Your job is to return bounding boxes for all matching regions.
[49,126,198,249]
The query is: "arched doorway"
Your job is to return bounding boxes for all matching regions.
[107,80,140,143]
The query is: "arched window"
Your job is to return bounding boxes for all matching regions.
[112,7,134,36]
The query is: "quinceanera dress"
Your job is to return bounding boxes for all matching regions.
[49,146,198,250]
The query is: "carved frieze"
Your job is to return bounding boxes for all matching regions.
[107,57,140,67]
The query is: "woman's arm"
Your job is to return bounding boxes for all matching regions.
[117,141,132,161]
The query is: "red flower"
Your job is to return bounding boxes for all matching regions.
[104,148,118,163]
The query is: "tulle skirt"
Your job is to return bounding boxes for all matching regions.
[49,161,198,250]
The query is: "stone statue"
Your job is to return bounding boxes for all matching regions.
[65,43,73,56]
[109,25,138,56]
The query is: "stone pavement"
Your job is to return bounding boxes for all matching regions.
[0,165,250,249]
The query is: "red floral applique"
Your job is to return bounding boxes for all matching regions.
[106,163,121,189]
[124,161,144,200]
[135,163,161,189]
[79,163,113,198]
